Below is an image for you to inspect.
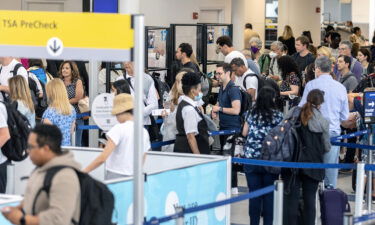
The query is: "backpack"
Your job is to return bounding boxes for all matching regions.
[238,88,253,116]
[1,101,31,161]
[261,107,301,174]
[33,166,115,225]
[242,73,282,111]
[353,73,375,93]
[199,72,211,97]
[151,72,170,108]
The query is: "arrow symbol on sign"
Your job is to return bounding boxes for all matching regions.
[369,102,375,107]
[49,39,61,53]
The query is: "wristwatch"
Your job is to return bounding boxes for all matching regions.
[219,107,223,112]
[19,209,26,225]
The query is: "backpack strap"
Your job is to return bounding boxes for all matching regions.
[11,63,24,77]
[32,166,74,215]
[242,73,258,90]
[341,73,356,84]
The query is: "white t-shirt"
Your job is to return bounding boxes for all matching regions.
[106,120,150,176]
[0,103,8,164]
[179,96,202,135]
[235,69,258,99]
[0,59,29,101]
[224,51,248,68]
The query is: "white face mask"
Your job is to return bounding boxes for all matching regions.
[269,51,277,59]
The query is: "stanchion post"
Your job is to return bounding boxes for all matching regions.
[175,207,184,225]
[367,125,373,212]
[273,180,283,225]
[343,213,353,225]
[355,162,365,219]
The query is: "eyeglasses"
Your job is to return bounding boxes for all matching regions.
[27,144,39,151]
[338,48,348,51]
[215,72,224,76]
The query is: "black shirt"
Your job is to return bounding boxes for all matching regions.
[182,62,200,74]
[292,52,315,75]
[278,36,296,55]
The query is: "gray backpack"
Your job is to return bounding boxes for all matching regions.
[261,107,301,174]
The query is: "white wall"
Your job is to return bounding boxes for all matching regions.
[140,0,231,26]
[0,0,82,12]
[278,0,321,45]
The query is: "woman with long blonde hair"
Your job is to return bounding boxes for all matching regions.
[42,78,76,146]
[160,69,191,152]
[278,25,296,55]
[9,75,36,127]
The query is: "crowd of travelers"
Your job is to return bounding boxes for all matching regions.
[0,23,374,225]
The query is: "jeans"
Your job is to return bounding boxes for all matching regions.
[220,134,239,188]
[283,173,319,225]
[0,160,8,193]
[75,119,84,147]
[244,165,278,225]
[324,131,341,188]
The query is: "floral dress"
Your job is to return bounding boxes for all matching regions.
[42,107,76,146]
[280,72,301,107]
[243,110,283,159]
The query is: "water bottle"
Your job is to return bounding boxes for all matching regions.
[163,92,170,109]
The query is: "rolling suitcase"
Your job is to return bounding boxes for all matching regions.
[319,187,351,225]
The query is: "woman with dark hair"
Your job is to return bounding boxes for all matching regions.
[242,87,283,225]
[350,27,366,46]
[357,48,375,75]
[278,56,301,107]
[283,89,330,225]
[59,61,84,146]
[303,63,316,87]
[111,80,131,95]
[302,31,313,44]
[174,72,209,154]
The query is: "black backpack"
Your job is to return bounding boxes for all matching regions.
[32,166,115,225]
[238,88,253,116]
[261,107,301,174]
[151,72,170,108]
[1,101,31,161]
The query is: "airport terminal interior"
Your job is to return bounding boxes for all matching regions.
[0,0,375,225]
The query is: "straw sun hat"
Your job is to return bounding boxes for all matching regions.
[111,93,134,115]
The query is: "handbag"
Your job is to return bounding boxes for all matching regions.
[78,96,90,113]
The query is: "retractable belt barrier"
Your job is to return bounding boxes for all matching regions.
[354,212,375,224]
[76,112,163,124]
[144,185,275,225]
[232,158,357,170]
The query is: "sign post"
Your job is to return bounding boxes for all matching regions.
[363,90,375,212]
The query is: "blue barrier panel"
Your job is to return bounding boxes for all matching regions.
[354,212,375,223]
[232,158,356,169]
[108,159,229,225]
[145,185,274,225]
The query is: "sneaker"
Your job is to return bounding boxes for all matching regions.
[231,187,239,195]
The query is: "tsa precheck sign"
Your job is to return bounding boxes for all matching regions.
[0,10,134,61]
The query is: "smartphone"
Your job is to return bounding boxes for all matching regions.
[152,109,170,116]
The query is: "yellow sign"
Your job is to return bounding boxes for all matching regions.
[0,10,134,61]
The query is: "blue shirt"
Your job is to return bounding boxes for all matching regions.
[298,74,349,133]
[42,107,76,146]
[244,110,283,159]
[218,81,242,130]
[246,58,260,76]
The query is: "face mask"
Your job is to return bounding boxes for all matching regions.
[251,46,260,54]
[194,92,203,102]
[269,51,277,59]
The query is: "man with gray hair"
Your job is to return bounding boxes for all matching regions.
[299,56,355,188]
[268,41,285,81]
[334,40,363,81]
